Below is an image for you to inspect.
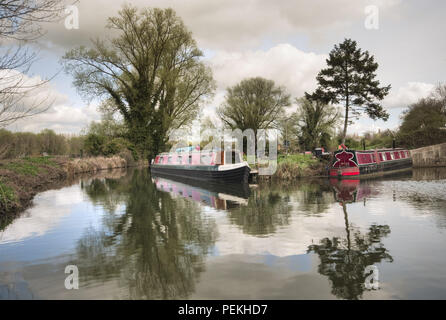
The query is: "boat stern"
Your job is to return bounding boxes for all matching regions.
[330,149,360,178]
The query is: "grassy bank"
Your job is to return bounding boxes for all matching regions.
[0,155,146,217]
[271,154,328,180]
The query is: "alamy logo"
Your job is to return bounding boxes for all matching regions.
[364,5,379,30]
[64,265,79,290]
[65,5,79,30]
[364,265,379,290]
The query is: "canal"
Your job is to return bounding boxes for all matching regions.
[1,168,445,299]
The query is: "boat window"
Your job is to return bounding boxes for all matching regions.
[379,153,384,161]
[168,156,173,164]
[178,156,182,163]
[188,155,192,164]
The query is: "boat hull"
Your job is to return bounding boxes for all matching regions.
[150,164,251,184]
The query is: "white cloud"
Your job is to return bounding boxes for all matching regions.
[197,44,327,126]
[3,72,100,134]
[384,82,435,109]
[40,0,402,52]
[8,102,100,134]
[210,44,327,96]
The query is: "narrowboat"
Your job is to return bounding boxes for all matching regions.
[329,148,412,178]
[150,148,250,184]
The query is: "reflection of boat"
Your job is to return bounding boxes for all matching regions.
[151,149,250,183]
[152,173,250,210]
[329,179,374,203]
[330,148,412,178]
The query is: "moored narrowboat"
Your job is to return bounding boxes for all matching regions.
[330,148,412,178]
[150,148,250,184]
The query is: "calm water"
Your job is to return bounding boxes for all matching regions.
[1,168,446,300]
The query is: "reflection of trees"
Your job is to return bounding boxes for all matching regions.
[308,202,393,300]
[74,169,217,299]
[293,180,333,214]
[227,184,291,236]
[227,180,334,236]
[81,174,131,214]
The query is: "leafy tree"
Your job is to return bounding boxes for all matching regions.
[218,77,291,139]
[275,114,300,153]
[62,5,215,161]
[103,137,133,156]
[84,134,105,156]
[306,39,391,145]
[295,97,339,150]
[397,84,446,148]
[38,129,67,155]
[65,135,85,157]
[85,115,127,141]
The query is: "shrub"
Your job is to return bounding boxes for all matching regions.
[0,178,16,210]
[84,134,105,156]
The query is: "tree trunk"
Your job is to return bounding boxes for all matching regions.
[342,100,349,145]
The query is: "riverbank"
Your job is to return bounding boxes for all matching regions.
[260,154,328,180]
[0,155,147,217]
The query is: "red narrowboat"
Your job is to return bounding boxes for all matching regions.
[330,148,412,178]
[151,148,250,184]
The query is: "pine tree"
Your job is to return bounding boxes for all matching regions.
[306,39,391,145]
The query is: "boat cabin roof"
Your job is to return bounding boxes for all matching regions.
[157,149,241,156]
[338,148,407,153]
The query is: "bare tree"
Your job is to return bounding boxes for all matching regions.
[0,0,65,40]
[0,0,65,128]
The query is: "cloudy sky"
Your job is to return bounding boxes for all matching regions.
[7,0,446,135]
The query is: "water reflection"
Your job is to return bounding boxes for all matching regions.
[308,179,393,300]
[330,179,369,203]
[0,169,129,234]
[226,184,292,236]
[73,169,218,299]
[1,168,446,299]
[152,174,250,210]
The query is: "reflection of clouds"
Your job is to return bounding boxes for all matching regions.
[211,203,347,257]
[190,254,335,299]
[0,185,83,244]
